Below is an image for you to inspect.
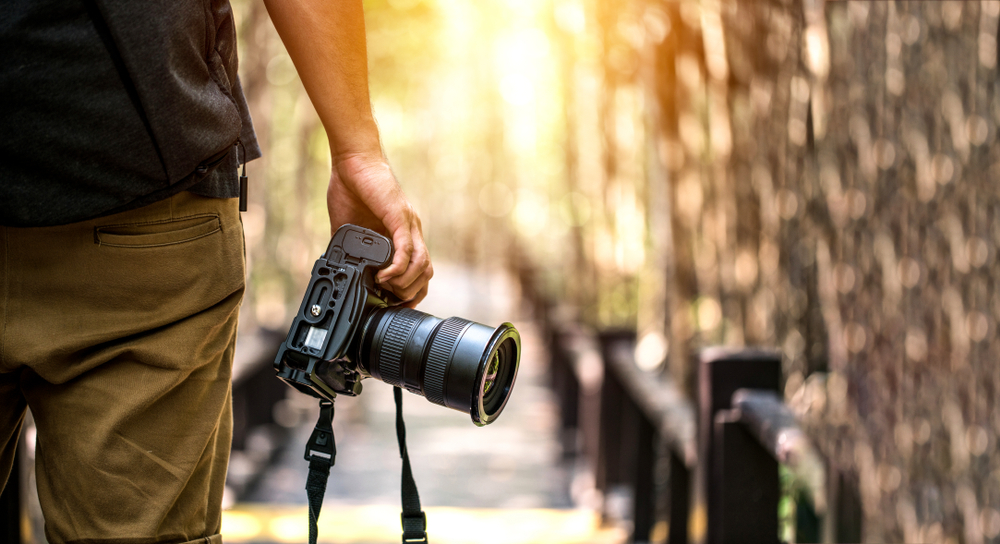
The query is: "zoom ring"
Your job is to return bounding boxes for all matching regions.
[423,317,471,406]
[377,308,421,388]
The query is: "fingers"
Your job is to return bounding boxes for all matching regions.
[375,206,416,280]
[379,221,433,304]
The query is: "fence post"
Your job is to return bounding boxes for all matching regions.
[696,348,781,544]
[548,328,581,458]
[596,351,625,497]
[633,414,656,542]
[596,331,636,500]
[713,410,780,543]
[829,469,863,543]
[667,450,690,544]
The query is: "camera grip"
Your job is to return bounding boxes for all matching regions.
[325,224,393,270]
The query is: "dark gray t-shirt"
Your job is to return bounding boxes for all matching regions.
[0,0,260,227]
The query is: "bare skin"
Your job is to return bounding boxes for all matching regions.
[263,0,432,306]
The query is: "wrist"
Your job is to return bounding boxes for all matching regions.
[327,115,383,163]
[332,150,390,181]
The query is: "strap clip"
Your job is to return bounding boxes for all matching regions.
[304,400,336,465]
[401,511,428,543]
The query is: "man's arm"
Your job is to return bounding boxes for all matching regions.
[263,0,432,306]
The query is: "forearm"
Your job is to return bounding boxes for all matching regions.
[263,0,381,159]
[264,0,432,304]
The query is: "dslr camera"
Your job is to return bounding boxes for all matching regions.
[274,224,521,426]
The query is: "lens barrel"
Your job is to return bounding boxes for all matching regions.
[361,307,520,426]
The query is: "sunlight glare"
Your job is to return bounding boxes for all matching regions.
[387,0,421,10]
[554,0,586,34]
[220,511,262,540]
[500,73,535,106]
[514,191,550,233]
[635,329,668,371]
[494,28,550,75]
[372,99,408,146]
[269,514,308,543]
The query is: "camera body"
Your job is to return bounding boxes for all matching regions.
[274,224,393,401]
[274,224,522,426]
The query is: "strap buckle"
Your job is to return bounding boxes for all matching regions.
[304,400,336,465]
[401,512,428,543]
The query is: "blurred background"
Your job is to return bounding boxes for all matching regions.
[5,1,1000,543]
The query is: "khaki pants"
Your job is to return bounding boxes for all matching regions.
[0,192,245,544]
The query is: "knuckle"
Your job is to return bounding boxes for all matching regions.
[410,251,429,270]
[398,287,418,301]
[397,204,414,223]
[397,239,415,255]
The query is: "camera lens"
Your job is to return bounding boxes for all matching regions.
[361,307,520,426]
[483,353,500,395]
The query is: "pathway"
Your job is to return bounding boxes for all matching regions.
[224,263,625,544]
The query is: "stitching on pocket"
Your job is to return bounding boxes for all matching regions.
[95,214,222,248]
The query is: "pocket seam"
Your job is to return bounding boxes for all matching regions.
[95,214,222,249]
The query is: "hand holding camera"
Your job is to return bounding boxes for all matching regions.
[326,152,432,307]
[274,224,521,426]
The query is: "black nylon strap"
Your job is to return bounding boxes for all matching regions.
[306,459,330,544]
[305,400,336,544]
[394,387,428,543]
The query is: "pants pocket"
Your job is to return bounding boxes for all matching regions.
[94,214,221,248]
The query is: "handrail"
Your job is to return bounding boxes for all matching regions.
[605,341,697,468]
[540,308,832,543]
[732,389,827,514]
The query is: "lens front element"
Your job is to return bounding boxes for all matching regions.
[483,353,500,395]
[475,326,519,424]
[363,307,521,426]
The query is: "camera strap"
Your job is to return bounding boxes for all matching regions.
[394,386,428,543]
[301,391,427,544]
[304,399,336,544]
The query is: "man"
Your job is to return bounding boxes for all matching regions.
[0,0,432,542]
